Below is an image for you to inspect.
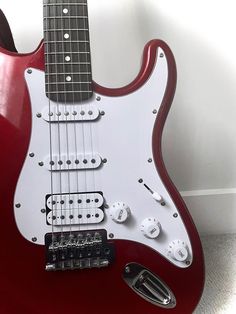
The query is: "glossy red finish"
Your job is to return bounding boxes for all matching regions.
[0,10,17,52]
[0,37,204,313]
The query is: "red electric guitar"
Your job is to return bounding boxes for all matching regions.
[0,1,204,313]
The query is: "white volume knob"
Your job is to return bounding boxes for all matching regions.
[110,202,131,223]
[168,240,189,262]
[140,218,161,239]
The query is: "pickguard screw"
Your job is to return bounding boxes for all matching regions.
[29,152,35,158]
[15,203,21,208]
[41,208,46,214]
[186,261,190,265]
[152,109,157,114]
[27,69,32,74]
[96,96,101,101]
[32,237,37,242]
[173,213,178,218]
[138,178,143,183]
[100,111,105,116]
[161,202,166,206]
[125,266,131,273]
[109,233,114,239]
[102,158,107,164]
[148,158,153,163]
[36,113,42,118]
[104,204,109,209]
[160,53,164,58]
[38,161,44,167]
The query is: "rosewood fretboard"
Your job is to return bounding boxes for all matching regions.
[43,0,93,103]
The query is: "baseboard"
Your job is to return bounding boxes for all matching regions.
[180,189,236,235]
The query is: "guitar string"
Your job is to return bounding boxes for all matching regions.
[59,1,73,240]
[67,1,79,238]
[66,0,83,240]
[74,0,83,236]
[44,1,55,250]
[75,0,90,233]
[51,1,64,241]
[83,0,98,231]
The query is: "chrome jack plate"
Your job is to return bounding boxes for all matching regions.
[123,263,176,308]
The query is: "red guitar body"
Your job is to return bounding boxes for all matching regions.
[0,13,204,314]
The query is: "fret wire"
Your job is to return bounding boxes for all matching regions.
[46,72,91,75]
[43,16,88,19]
[47,91,92,94]
[46,28,89,31]
[46,82,91,85]
[45,52,90,54]
[45,40,89,43]
[46,62,90,65]
[44,3,87,6]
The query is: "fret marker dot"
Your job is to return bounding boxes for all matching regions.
[64,33,70,39]
[65,56,71,62]
[63,8,69,14]
[66,76,72,82]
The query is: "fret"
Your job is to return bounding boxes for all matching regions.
[46,82,91,85]
[44,5,88,18]
[45,40,89,43]
[46,72,91,76]
[45,73,92,85]
[44,3,87,6]
[46,28,89,31]
[47,91,92,94]
[44,32,89,44]
[46,82,92,92]
[45,51,90,55]
[44,0,87,4]
[45,43,89,54]
[46,53,90,64]
[45,62,90,65]
[44,18,88,29]
[44,16,88,19]
[46,63,91,73]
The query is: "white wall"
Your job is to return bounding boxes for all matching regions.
[1,0,236,234]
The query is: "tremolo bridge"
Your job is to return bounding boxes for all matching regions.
[45,230,115,271]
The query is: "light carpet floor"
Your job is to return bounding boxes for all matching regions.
[194,234,236,314]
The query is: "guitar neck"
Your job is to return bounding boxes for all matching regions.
[43,0,93,103]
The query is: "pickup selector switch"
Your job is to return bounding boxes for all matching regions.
[168,240,189,262]
[141,218,161,239]
[110,202,131,223]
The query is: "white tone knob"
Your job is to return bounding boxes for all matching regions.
[168,240,189,262]
[110,202,131,223]
[140,218,161,239]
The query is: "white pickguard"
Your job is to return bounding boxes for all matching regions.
[14,48,192,268]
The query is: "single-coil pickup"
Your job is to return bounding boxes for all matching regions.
[41,104,100,122]
[47,208,104,226]
[44,153,102,171]
[46,193,104,210]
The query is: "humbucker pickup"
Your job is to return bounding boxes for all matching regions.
[45,230,115,271]
[46,192,105,226]
[41,104,100,122]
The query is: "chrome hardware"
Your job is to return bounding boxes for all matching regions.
[45,230,115,271]
[123,263,176,308]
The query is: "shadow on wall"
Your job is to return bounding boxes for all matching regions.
[134,0,236,192]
